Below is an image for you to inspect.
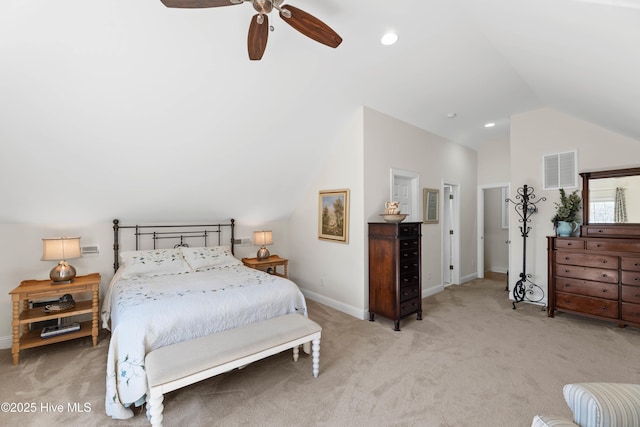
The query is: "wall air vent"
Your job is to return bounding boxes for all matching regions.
[81,245,99,255]
[544,151,577,190]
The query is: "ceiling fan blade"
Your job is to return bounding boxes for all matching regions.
[279,5,342,49]
[160,0,240,8]
[248,14,269,61]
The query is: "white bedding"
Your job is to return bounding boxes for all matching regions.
[102,261,307,419]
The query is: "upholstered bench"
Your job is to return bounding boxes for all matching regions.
[144,313,322,427]
[532,383,640,427]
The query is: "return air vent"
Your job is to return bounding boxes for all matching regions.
[544,151,577,190]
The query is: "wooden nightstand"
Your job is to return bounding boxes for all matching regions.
[242,255,289,279]
[9,273,101,365]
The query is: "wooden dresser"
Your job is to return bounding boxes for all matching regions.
[547,227,640,328]
[368,222,422,331]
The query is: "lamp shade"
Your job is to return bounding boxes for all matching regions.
[253,231,273,246]
[41,237,82,261]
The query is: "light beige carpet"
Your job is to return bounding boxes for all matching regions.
[1,275,639,427]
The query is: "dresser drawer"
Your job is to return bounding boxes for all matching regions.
[554,239,585,250]
[621,303,640,324]
[554,252,618,269]
[400,248,419,262]
[399,257,419,273]
[621,271,640,286]
[399,237,419,250]
[622,286,640,304]
[555,265,618,284]
[621,257,640,272]
[400,271,419,287]
[399,285,420,302]
[399,297,420,317]
[398,224,420,236]
[554,277,618,300]
[587,240,640,253]
[556,292,619,319]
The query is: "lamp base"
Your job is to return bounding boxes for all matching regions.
[257,247,270,261]
[50,261,76,284]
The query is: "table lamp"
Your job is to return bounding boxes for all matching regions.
[41,237,82,283]
[253,230,273,260]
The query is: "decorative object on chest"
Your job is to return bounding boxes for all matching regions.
[368,222,422,331]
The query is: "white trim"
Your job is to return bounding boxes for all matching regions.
[442,180,461,285]
[301,288,367,320]
[0,335,11,350]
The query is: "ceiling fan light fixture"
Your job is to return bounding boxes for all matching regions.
[381,32,398,46]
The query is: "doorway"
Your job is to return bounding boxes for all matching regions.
[477,184,510,279]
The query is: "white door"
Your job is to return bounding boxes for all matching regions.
[390,168,419,221]
[393,176,412,219]
[442,183,460,286]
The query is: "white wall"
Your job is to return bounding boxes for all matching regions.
[509,107,640,302]
[288,107,365,318]
[362,107,478,293]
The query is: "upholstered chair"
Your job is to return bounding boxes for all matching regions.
[532,383,640,427]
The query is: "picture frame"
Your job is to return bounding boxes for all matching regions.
[423,188,439,224]
[318,189,350,243]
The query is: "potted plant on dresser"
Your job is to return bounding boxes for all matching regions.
[551,188,582,236]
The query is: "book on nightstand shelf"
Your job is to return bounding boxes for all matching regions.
[41,322,80,338]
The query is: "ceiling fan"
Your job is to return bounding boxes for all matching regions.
[160,0,343,60]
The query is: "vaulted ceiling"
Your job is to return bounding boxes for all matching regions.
[2,0,639,223]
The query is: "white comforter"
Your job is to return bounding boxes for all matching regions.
[102,263,307,419]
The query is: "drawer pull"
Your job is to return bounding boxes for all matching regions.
[565,270,570,273]
[602,289,607,293]
[564,257,571,260]
[567,243,573,246]
[601,274,608,278]
[635,277,640,281]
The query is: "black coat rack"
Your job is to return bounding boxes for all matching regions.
[506,185,546,309]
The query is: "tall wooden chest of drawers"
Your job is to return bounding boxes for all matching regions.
[368,222,422,331]
[547,235,640,328]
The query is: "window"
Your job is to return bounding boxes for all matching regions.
[544,151,577,190]
[590,201,614,223]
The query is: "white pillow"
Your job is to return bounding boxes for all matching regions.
[119,248,192,278]
[179,246,240,271]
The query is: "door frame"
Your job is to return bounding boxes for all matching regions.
[477,182,511,279]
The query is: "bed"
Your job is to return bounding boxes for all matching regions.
[102,219,308,420]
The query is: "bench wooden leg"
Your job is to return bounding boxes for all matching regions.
[292,345,299,362]
[146,390,164,427]
[312,338,320,378]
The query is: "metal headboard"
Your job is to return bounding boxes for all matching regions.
[112,219,235,272]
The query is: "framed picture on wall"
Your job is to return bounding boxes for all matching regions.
[318,189,350,243]
[423,188,439,224]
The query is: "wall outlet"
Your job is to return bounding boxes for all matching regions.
[233,237,251,246]
[81,245,99,255]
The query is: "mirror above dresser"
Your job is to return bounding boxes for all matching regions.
[580,166,640,238]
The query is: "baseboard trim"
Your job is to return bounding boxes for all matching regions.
[0,335,12,350]
[461,272,478,284]
[301,289,367,320]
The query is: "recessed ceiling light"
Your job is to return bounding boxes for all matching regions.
[447,113,457,119]
[484,122,496,128]
[381,32,399,46]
